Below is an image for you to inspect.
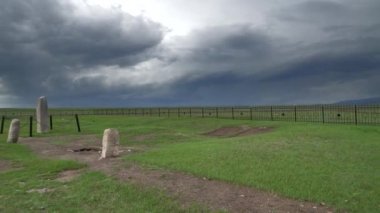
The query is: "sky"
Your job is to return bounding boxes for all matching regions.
[0,0,379,107]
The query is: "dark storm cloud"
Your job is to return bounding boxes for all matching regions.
[1,0,379,107]
[157,0,380,105]
[163,50,380,105]
[0,0,165,105]
[276,0,348,23]
[165,35,380,105]
[166,24,279,80]
[274,0,380,38]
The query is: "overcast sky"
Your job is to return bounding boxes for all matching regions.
[0,0,379,107]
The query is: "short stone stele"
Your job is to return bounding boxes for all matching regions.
[99,128,120,159]
[7,119,20,143]
[36,96,49,133]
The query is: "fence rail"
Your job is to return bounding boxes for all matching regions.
[1,105,380,125]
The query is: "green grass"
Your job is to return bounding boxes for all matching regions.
[65,115,378,213]
[0,133,208,212]
[1,115,379,212]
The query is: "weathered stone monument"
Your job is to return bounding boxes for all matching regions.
[99,128,120,159]
[36,96,49,133]
[7,119,20,143]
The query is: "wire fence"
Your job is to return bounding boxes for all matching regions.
[1,105,380,127]
[0,114,81,137]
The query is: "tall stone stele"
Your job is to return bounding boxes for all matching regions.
[36,96,49,133]
[7,119,20,143]
[99,128,120,159]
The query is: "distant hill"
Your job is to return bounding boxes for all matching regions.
[336,97,380,105]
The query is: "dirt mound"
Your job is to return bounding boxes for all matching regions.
[204,126,273,137]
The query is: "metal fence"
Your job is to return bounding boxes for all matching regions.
[1,104,380,125]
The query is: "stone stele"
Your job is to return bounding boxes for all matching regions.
[100,128,120,159]
[36,96,49,133]
[7,119,20,143]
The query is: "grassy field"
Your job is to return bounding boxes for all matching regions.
[0,122,207,212]
[121,118,380,212]
[1,115,379,212]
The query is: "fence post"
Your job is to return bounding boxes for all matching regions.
[294,106,297,122]
[190,108,192,117]
[322,105,325,124]
[354,105,358,125]
[29,116,33,137]
[232,107,235,120]
[158,108,161,117]
[0,115,4,134]
[202,108,204,118]
[50,115,53,130]
[270,106,273,121]
[216,108,219,118]
[178,107,180,117]
[75,114,81,132]
[250,107,253,120]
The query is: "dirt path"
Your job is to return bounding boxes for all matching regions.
[20,135,334,213]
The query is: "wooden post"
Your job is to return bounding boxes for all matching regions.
[75,114,81,132]
[0,115,4,134]
[29,116,33,137]
[50,115,53,130]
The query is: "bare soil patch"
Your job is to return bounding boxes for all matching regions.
[56,169,83,182]
[204,126,273,137]
[0,160,13,172]
[20,135,333,213]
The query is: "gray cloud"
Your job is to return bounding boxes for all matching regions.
[149,0,380,105]
[0,0,165,105]
[0,0,379,107]
[168,25,278,78]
